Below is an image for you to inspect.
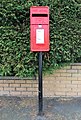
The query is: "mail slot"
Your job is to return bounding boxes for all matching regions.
[32,14,48,17]
[30,6,49,51]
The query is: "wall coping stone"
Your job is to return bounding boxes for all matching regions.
[0,76,37,80]
[70,63,81,66]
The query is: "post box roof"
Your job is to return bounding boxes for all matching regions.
[30,6,49,14]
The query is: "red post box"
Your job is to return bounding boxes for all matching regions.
[30,6,49,51]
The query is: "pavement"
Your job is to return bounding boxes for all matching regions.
[0,96,81,120]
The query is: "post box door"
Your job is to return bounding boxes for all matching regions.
[30,24,49,51]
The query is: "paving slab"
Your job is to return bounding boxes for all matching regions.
[0,97,81,120]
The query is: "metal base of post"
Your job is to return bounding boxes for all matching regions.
[38,112,44,116]
[38,52,44,116]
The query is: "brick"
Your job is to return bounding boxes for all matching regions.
[43,80,49,84]
[66,84,77,88]
[78,92,81,96]
[33,87,38,91]
[4,80,15,84]
[55,80,61,84]
[47,80,58,84]
[56,77,67,81]
[50,92,56,96]
[10,84,20,87]
[0,80,4,83]
[72,66,81,70]
[46,88,54,92]
[58,69,67,73]
[16,87,26,91]
[72,81,81,84]
[61,80,71,84]
[55,88,71,92]
[43,83,48,87]
[53,73,61,77]
[78,85,81,88]
[49,84,56,88]
[33,91,38,96]
[26,80,34,84]
[56,84,66,88]
[27,87,35,92]
[72,87,81,92]
[33,80,38,84]
[72,74,81,77]
[44,83,53,88]
[45,91,55,97]
[67,77,77,81]
[43,85,50,89]
[46,87,51,91]
[78,77,81,80]
[67,69,77,73]
[55,92,66,96]
[27,92,34,96]
[77,70,81,73]
[63,66,71,69]
[4,87,15,91]
[15,80,26,84]
[44,91,53,97]
[0,84,8,87]
[66,92,77,96]
[21,84,32,88]
[60,73,71,77]
[32,83,38,88]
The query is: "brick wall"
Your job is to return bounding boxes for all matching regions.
[0,63,81,97]
[0,79,38,97]
[43,63,81,97]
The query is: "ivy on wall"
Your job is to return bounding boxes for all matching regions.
[0,0,81,77]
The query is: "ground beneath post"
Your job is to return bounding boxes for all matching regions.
[0,96,81,120]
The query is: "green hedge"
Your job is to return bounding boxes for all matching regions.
[0,0,81,77]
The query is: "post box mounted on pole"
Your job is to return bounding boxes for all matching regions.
[30,6,49,115]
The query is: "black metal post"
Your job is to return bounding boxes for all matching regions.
[38,52,43,115]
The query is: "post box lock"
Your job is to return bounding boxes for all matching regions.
[38,25,42,28]
[30,6,49,51]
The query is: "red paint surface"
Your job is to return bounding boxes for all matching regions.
[30,6,49,51]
